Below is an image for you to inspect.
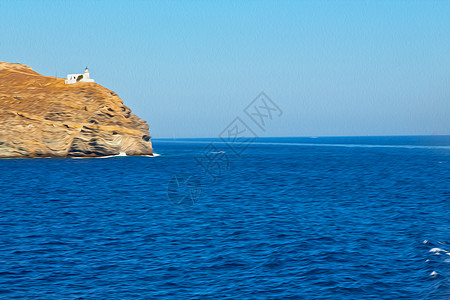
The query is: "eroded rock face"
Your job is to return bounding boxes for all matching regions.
[0,62,153,158]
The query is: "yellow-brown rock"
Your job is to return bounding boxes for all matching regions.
[0,61,153,158]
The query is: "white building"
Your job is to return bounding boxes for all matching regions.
[65,67,95,84]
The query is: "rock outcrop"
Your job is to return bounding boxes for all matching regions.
[0,62,153,158]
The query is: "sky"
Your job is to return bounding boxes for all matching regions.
[1,0,449,138]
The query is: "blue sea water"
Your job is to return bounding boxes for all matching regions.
[0,136,449,299]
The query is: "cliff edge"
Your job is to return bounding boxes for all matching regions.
[0,62,153,158]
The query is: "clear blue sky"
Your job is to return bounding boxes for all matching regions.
[1,0,449,138]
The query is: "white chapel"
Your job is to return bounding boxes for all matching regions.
[65,67,95,84]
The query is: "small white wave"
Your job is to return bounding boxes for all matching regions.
[429,248,450,255]
[430,271,438,277]
[143,153,160,157]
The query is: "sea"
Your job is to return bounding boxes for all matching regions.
[0,136,449,299]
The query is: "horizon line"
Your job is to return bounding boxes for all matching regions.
[152,134,450,140]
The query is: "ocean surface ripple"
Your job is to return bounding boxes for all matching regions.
[0,136,449,299]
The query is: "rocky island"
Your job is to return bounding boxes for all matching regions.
[0,62,153,158]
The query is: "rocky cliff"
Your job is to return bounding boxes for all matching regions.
[0,62,153,158]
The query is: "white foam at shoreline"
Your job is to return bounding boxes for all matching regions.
[72,153,160,159]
